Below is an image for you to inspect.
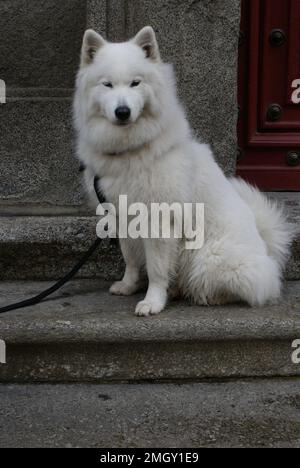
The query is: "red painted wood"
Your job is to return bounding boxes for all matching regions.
[260,0,300,130]
[237,0,300,190]
[287,1,300,105]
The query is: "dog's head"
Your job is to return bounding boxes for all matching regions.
[74,26,183,154]
[81,27,161,127]
[75,27,177,154]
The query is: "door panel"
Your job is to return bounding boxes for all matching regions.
[237,0,300,190]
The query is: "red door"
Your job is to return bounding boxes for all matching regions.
[237,0,300,190]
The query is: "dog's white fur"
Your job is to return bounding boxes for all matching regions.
[74,27,292,316]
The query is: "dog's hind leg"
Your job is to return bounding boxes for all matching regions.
[220,254,282,307]
[205,254,281,307]
[184,245,282,307]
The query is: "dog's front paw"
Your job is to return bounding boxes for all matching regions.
[110,281,139,296]
[135,300,164,317]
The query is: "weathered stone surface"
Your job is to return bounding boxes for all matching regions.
[270,193,300,280]
[0,217,124,281]
[0,0,86,88]
[0,98,86,211]
[0,280,299,382]
[289,241,300,280]
[0,380,299,448]
[87,0,126,42]
[86,0,106,34]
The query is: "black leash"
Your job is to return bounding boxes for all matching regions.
[0,238,102,314]
[0,173,109,314]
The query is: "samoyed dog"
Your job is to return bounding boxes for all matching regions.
[74,26,292,316]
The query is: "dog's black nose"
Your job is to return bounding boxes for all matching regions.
[115,106,131,122]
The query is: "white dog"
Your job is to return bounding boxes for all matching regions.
[74,26,292,316]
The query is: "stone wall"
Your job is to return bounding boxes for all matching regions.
[0,0,241,216]
[0,0,87,215]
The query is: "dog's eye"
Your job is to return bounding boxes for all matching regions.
[130,80,141,88]
[103,82,113,88]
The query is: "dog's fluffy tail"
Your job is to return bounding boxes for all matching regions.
[231,178,293,270]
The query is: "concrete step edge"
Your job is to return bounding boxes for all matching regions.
[0,280,299,344]
[0,280,299,382]
[0,215,299,280]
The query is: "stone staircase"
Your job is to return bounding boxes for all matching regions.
[0,0,299,448]
[0,192,298,447]
[0,279,300,383]
[0,279,299,447]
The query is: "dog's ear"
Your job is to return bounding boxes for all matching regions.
[81,29,106,67]
[133,26,161,62]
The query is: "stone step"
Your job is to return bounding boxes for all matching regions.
[0,192,299,281]
[0,380,299,448]
[0,280,299,383]
[269,192,300,280]
[0,216,123,281]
